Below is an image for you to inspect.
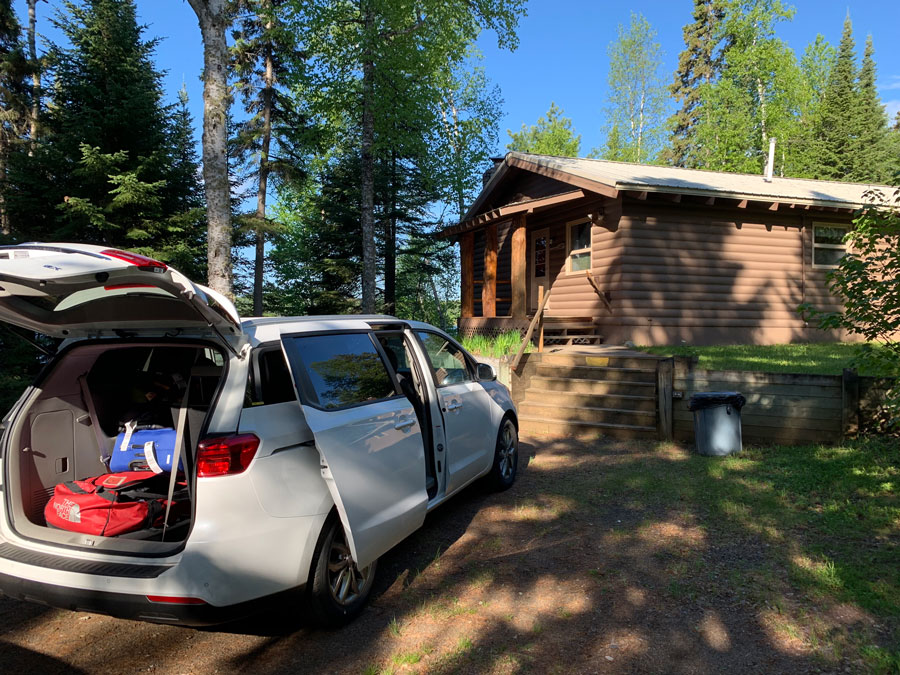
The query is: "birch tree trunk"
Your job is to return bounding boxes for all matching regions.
[188,0,233,298]
[383,153,397,315]
[359,3,377,314]
[27,0,40,143]
[0,134,8,235]
[253,9,275,316]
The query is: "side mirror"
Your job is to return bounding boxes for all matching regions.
[476,362,496,382]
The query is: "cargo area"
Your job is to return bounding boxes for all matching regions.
[3,342,226,553]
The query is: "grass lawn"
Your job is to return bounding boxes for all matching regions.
[351,436,899,674]
[461,330,531,359]
[638,342,893,375]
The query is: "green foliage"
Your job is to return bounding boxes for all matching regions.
[460,331,527,358]
[666,0,728,167]
[394,231,459,329]
[0,3,30,235]
[507,102,580,157]
[4,0,204,272]
[667,4,894,181]
[599,12,668,164]
[799,184,900,428]
[430,49,502,220]
[267,157,362,316]
[639,342,895,375]
[689,0,801,173]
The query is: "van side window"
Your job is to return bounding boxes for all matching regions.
[245,348,297,407]
[284,333,397,410]
[415,332,472,387]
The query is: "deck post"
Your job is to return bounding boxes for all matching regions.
[510,213,527,319]
[460,231,474,318]
[657,357,674,441]
[482,223,497,317]
[842,368,860,439]
[537,285,545,352]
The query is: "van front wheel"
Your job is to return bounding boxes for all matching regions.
[308,512,377,627]
[487,417,518,491]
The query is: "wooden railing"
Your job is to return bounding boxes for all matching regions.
[511,285,551,372]
[584,271,613,313]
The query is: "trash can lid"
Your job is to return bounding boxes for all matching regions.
[688,391,746,411]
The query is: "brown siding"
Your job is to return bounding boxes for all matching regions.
[597,204,853,344]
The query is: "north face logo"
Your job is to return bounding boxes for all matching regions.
[54,498,81,523]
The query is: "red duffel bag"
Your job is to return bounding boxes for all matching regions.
[44,472,165,537]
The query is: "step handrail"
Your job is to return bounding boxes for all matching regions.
[511,286,552,372]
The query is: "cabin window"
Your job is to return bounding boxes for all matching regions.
[812,223,849,268]
[566,219,592,273]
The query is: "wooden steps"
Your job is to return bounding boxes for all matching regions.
[514,351,662,441]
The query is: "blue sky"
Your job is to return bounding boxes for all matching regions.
[13,0,900,157]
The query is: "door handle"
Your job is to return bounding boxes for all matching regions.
[446,402,462,412]
[394,418,416,431]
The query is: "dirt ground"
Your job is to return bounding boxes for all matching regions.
[0,437,893,674]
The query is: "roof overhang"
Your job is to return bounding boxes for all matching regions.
[440,190,588,238]
[445,152,890,240]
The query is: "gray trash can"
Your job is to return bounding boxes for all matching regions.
[688,392,746,456]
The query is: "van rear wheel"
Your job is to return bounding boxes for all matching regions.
[308,512,377,627]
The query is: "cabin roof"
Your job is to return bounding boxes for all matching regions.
[459,152,893,229]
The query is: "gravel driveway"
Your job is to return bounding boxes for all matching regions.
[0,437,892,674]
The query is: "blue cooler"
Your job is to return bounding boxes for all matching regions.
[110,428,183,473]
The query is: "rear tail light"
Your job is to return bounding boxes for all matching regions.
[100,248,168,272]
[146,595,207,605]
[197,434,260,477]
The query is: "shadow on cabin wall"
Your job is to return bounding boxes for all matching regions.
[585,179,854,347]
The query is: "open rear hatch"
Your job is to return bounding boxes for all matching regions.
[0,243,241,343]
[0,244,238,553]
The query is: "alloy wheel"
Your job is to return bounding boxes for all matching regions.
[327,530,374,606]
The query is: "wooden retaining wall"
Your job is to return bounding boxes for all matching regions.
[667,356,895,445]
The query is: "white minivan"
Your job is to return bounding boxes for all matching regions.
[0,243,518,626]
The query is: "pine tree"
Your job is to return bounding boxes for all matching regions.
[158,86,207,279]
[665,0,727,167]
[786,35,835,178]
[814,16,859,181]
[853,35,891,183]
[507,103,581,156]
[0,4,29,237]
[231,0,313,315]
[268,152,362,316]
[6,0,203,263]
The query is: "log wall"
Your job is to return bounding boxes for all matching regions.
[596,202,852,345]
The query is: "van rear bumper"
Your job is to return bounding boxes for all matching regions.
[0,572,303,626]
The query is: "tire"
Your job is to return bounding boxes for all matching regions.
[487,416,518,491]
[307,512,377,628]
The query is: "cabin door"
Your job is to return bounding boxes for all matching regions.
[530,228,550,311]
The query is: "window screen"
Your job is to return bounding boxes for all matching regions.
[416,332,472,386]
[287,333,396,409]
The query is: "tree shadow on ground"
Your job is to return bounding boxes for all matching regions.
[0,437,895,674]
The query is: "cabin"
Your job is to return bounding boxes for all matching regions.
[441,152,891,345]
